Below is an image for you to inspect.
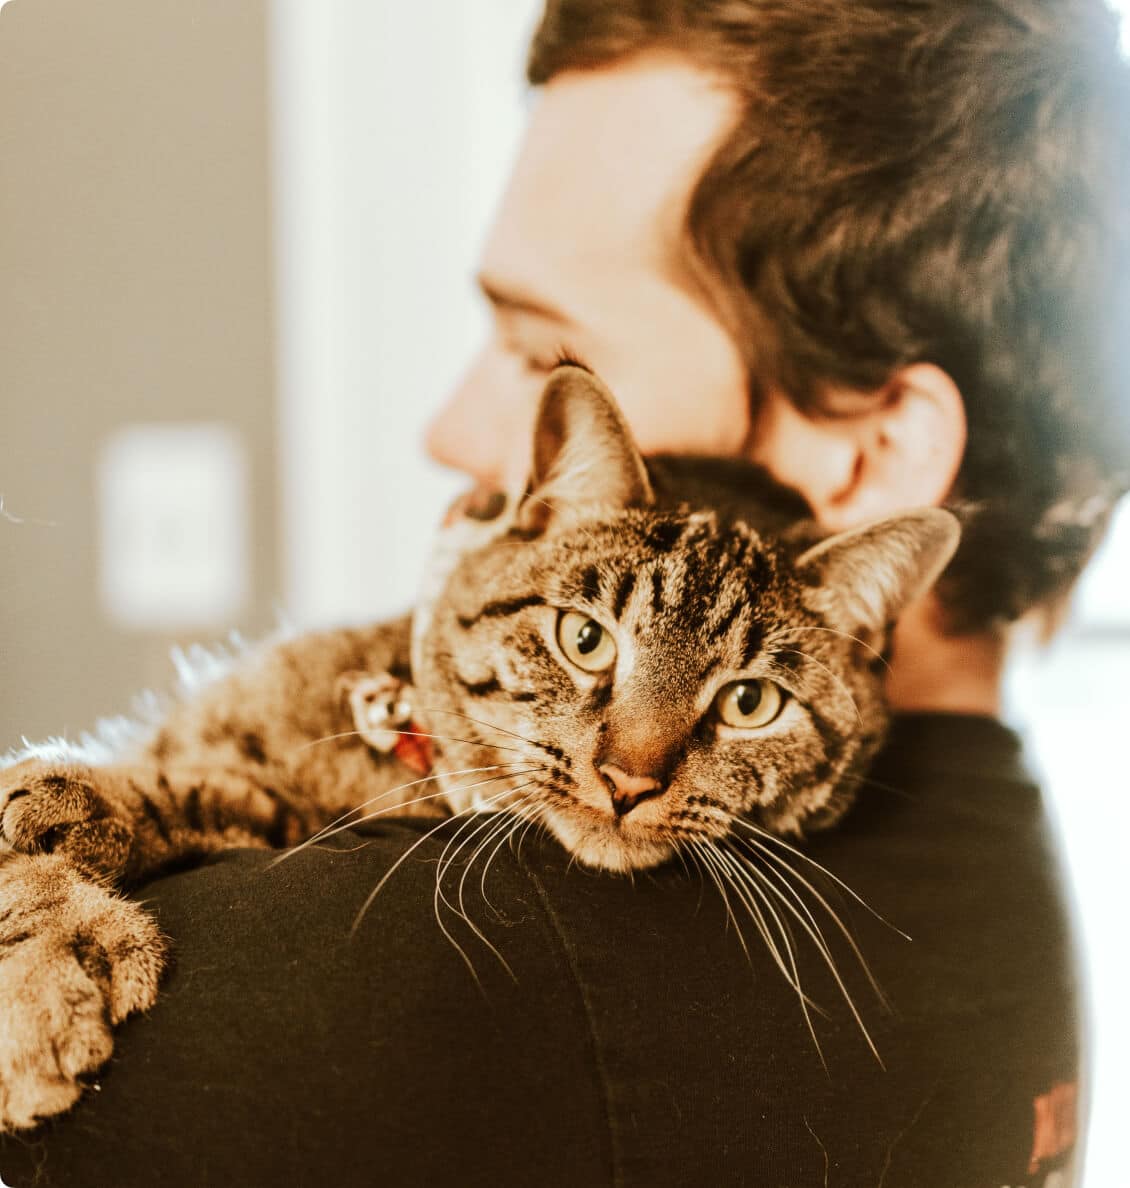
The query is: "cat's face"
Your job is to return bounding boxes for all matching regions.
[413,367,958,873]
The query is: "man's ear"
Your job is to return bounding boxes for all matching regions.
[795,508,961,636]
[821,364,967,530]
[515,365,654,535]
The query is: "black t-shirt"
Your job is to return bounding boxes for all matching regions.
[0,714,1085,1187]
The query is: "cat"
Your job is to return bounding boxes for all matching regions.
[0,364,958,1131]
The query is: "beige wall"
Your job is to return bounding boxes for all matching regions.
[0,0,278,750]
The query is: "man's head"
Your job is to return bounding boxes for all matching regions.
[429,0,1130,633]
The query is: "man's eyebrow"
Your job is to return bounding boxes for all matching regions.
[476,274,573,326]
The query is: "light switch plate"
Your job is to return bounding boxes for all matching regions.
[97,423,249,630]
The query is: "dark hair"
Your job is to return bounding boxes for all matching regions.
[528,0,1130,631]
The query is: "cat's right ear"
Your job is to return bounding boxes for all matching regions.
[516,365,654,535]
[794,508,961,636]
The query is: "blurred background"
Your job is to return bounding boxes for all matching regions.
[1,0,1128,1180]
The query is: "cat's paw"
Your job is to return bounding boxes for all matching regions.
[0,852,168,1132]
[0,759,135,882]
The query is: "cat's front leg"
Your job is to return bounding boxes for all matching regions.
[0,851,167,1132]
[0,760,136,884]
[0,758,318,887]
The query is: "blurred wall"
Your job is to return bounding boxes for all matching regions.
[270,0,540,627]
[0,0,279,749]
[2,0,1130,1179]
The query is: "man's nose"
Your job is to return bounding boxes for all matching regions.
[424,376,501,487]
[424,348,538,491]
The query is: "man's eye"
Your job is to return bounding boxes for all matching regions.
[514,344,583,377]
[522,353,567,376]
[521,356,556,375]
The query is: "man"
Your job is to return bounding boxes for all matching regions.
[430,0,1130,713]
[1,2,1126,1185]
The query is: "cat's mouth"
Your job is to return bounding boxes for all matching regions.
[432,734,688,872]
[541,804,677,873]
[440,777,674,871]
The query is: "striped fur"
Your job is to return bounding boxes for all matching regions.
[0,365,957,1129]
[414,367,958,873]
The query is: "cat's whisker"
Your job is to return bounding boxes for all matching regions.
[693,839,823,1066]
[723,838,843,975]
[350,782,519,938]
[393,728,540,759]
[835,771,916,802]
[731,819,910,940]
[279,778,521,864]
[326,787,471,841]
[732,847,889,1057]
[350,806,480,936]
[671,839,695,881]
[770,648,864,727]
[292,728,371,752]
[455,795,538,924]
[676,841,713,914]
[699,840,823,1015]
[429,785,537,982]
[450,792,541,959]
[293,726,539,760]
[718,841,885,1065]
[728,831,893,1013]
[334,785,452,822]
[479,803,547,916]
[407,703,555,755]
[694,839,803,1000]
[688,841,756,966]
[518,492,604,549]
[307,770,539,851]
[434,821,507,976]
[704,842,829,1069]
[512,804,549,862]
[720,858,825,1030]
[774,624,893,675]
[434,791,519,925]
[320,762,542,856]
[270,762,542,866]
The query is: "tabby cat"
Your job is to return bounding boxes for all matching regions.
[0,365,958,1130]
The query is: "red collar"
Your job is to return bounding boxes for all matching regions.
[393,723,434,776]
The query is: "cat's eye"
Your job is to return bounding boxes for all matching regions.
[715,679,785,729]
[556,610,617,673]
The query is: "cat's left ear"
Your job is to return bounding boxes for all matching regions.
[516,365,654,534]
[795,508,961,635]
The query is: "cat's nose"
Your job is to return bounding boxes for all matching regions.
[597,764,664,817]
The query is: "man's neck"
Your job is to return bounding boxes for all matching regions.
[885,596,1007,717]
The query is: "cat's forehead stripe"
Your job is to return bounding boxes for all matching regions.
[611,570,636,620]
[695,657,723,684]
[580,565,602,605]
[742,620,767,668]
[650,568,665,614]
[456,592,547,629]
[644,519,685,553]
[544,515,783,636]
[710,597,745,642]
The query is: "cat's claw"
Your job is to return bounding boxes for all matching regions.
[0,852,167,1132]
[0,760,135,882]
